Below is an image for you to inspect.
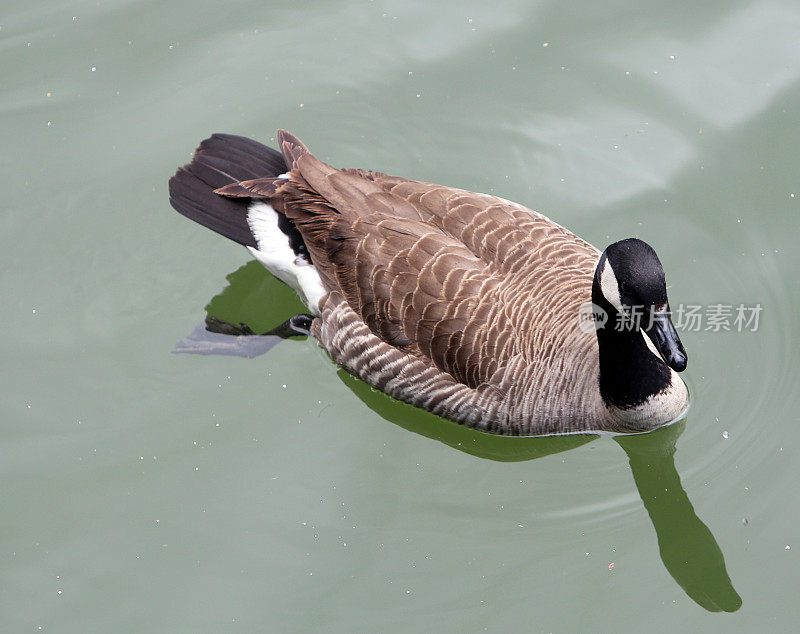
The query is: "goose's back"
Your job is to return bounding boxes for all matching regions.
[270,147,604,434]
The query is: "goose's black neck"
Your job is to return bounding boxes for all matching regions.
[592,279,672,409]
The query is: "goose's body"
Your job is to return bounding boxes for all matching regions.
[169,131,688,436]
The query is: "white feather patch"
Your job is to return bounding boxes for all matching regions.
[612,372,688,427]
[245,201,326,315]
[599,258,624,311]
[641,307,671,363]
[641,329,663,361]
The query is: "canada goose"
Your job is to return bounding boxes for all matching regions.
[168,131,688,435]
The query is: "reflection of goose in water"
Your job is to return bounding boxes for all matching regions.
[174,262,740,613]
[344,368,741,613]
[617,427,742,613]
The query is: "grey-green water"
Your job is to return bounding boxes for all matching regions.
[3,0,799,631]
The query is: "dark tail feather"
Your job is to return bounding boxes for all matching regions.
[168,134,288,247]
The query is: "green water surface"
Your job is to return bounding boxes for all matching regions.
[2,0,799,631]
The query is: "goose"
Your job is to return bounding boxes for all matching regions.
[168,131,688,436]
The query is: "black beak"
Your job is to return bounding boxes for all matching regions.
[646,307,688,372]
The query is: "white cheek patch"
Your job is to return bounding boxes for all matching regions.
[599,259,624,312]
[641,329,663,361]
[642,305,670,364]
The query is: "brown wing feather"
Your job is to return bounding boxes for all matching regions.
[277,130,309,169]
[247,133,601,427]
[215,177,284,198]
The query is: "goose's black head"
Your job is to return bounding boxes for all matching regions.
[592,238,687,372]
